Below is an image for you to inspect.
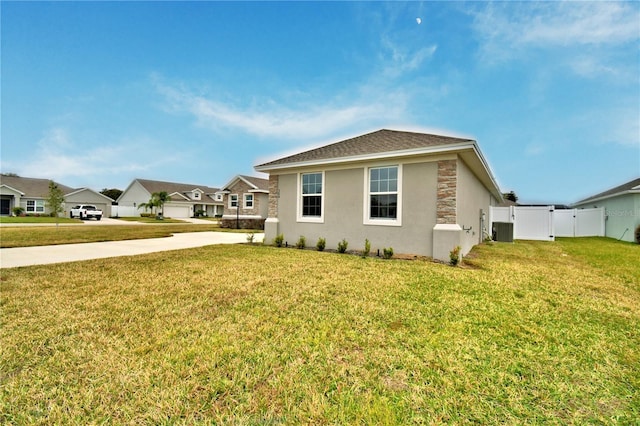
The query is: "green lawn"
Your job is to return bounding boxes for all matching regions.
[0,216,81,224]
[1,238,638,424]
[0,224,255,248]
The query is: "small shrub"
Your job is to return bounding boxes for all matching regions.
[246,232,255,244]
[635,225,640,244]
[337,238,348,253]
[273,233,284,248]
[362,239,371,258]
[12,207,25,216]
[382,247,394,259]
[296,235,306,249]
[316,237,326,251]
[450,245,461,266]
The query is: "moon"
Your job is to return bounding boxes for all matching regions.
[416,17,422,25]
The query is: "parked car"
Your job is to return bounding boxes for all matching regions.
[70,205,102,220]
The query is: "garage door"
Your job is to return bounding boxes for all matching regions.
[163,205,191,218]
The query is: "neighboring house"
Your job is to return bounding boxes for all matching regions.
[255,129,503,261]
[0,174,114,217]
[572,177,640,242]
[215,175,269,229]
[116,178,223,218]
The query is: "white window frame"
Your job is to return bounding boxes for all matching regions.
[26,199,45,213]
[297,171,324,223]
[193,191,201,200]
[363,164,402,226]
[244,193,254,209]
[229,194,238,208]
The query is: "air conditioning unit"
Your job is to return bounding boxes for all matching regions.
[492,222,514,242]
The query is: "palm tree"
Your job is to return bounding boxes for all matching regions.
[152,191,170,217]
[138,198,157,215]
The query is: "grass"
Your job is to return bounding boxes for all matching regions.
[0,216,81,224]
[1,237,638,424]
[0,224,226,248]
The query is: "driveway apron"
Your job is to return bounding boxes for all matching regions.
[0,232,264,268]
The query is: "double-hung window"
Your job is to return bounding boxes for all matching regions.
[298,172,324,222]
[26,200,45,213]
[244,194,254,209]
[229,194,238,208]
[365,165,402,226]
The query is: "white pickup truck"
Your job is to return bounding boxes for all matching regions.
[70,205,103,220]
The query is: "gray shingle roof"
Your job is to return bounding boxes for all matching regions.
[256,129,474,169]
[136,179,220,195]
[239,175,269,191]
[0,175,76,197]
[575,177,640,204]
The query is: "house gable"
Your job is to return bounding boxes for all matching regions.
[117,178,224,218]
[218,175,269,228]
[255,129,501,261]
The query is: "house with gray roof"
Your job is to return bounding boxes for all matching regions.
[0,174,114,217]
[117,178,223,218]
[255,129,503,261]
[572,177,640,242]
[215,175,270,229]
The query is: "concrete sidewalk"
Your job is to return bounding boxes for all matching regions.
[0,232,264,268]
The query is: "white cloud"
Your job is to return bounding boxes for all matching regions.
[471,1,640,65]
[154,78,408,142]
[474,2,639,48]
[6,127,175,188]
[381,37,438,78]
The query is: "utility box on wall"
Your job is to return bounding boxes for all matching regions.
[492,222,514,242]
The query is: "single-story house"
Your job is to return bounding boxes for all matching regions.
[255,129,503,261]
[0,174,114,217]
[215,175,269,229]
[572,177,640,242]
[116,178,223,218]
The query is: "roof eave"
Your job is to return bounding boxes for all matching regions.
[255,142,502,200]
[572,189,640,206]
[255,142,478,172]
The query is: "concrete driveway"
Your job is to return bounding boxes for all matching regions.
[0,232,264,268]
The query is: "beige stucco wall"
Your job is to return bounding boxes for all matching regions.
[456,158,494,255]
[575,193,640,242]
[270,161,439,256]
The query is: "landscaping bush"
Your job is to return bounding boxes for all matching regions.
[362,239,371,258]
[12,207,25,216]
[635,224,640,244]
[316,237,326,251]
[273,233,284,248]
[337,238,348,253]
[382,247,394,259]
[296,235,306,249]
[450,245,461,266]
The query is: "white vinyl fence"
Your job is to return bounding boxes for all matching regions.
[110,205,140,217]
[490,206,605,241]
[554,208,606,237]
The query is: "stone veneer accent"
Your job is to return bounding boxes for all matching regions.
[436,159,457,224]
[268,175,279,218]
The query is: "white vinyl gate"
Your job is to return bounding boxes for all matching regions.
[490,206,605,241]
[554,208,605,237]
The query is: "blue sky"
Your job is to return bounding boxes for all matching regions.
[2,1,638,204]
